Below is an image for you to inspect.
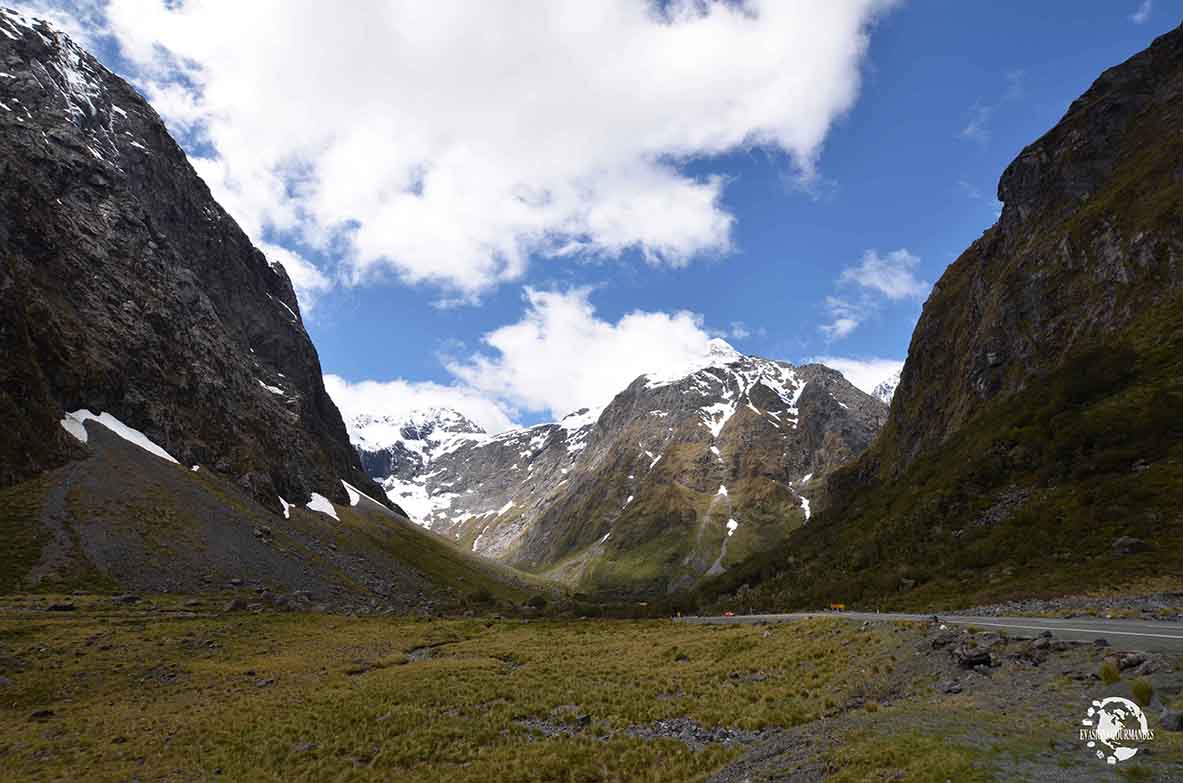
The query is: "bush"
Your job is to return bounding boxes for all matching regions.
[526,594,548,610]
[467,588,494,605]
[1099,661,1121,685]
[1130,678,1154,707]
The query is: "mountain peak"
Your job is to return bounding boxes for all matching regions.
[872,370,901,404]
[642,338,745,388]
[348,407,486,454]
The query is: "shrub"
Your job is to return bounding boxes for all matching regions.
[526,594,548,610]
[1130,678,1154,707]
[467,588,494,605]
[1099,661,1121,685]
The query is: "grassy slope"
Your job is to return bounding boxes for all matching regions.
[0,428,545,607]
[535,436,808,598]
[698,291,1183,612]
[692,57,1183,613]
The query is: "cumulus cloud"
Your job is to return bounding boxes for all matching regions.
[326,287,737,427]
[1131,0,1152,24]
[819,248,929,341]
[810,355,903,395]
[447,287,725,418]
[257,242,331,312]
[97,0,895,298]
[839,248,929,301]
[323,375,518,435]
[819,296,863,340]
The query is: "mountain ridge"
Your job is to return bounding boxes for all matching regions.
[0,8,385,512]
[698,21,1183,612]
[348,342,888,594]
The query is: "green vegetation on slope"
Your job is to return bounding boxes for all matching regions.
[699,291,1183,611]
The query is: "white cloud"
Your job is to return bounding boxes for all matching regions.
[447,287,725,418]
[257,242,331,312]
[956,179,982,200]
[1131,0,1152,23]
[820,296,864,340]
[99,0,896,298]
[819,248,929,341]
[10,0,106,48]
[839,248,929,301]
[959,102,993,144]
[323,375,518,435]
[810,355,903,395]
[958,70,1023,145]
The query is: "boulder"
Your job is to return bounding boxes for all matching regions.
[1112,537,1151,555]
[952,643,992,668]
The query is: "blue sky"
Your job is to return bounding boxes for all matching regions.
[36,0,1183,429]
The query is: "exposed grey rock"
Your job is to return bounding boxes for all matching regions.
[1113,536,1151,555]
[352,343,887,592]
[953,643,992,668]
[0,9,386,510]
[1161,710,1183,732]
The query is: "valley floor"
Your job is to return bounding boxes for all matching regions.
[1,595,1181,782]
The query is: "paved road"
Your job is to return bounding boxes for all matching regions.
[675,611,1183,653]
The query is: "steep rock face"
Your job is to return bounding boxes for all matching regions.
[353,342,887,594]
[708,24,1183,611]
[883,22,1183,473]
[0,10,383,510]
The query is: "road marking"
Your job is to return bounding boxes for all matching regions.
[677,614,1183,642]
[940,618,1183,641]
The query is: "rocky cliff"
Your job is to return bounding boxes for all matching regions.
[0,9,384,511]
[705,23,1183,611]
[351,341,887,595]
[883,21,1183,473]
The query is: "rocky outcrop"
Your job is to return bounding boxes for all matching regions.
[883,22,1183,472]
[353,341,887,594]
[0,10,384,510]
[704,24,1183,612]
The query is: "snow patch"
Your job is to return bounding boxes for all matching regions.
[716,484,728,496]
[726,518,739,537]
[306,493,339,521]
[279,497,292,519]
[60,409,179,464]
[258,379,284,396]
[644,338,742,388]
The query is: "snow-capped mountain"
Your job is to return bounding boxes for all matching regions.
[347,340,888,594]
[872,369,902,404]
[349,407,486,481]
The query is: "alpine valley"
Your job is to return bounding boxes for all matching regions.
[3,8,1183,782]
[348,341,887,595]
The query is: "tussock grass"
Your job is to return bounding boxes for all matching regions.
[0,605,895,782]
